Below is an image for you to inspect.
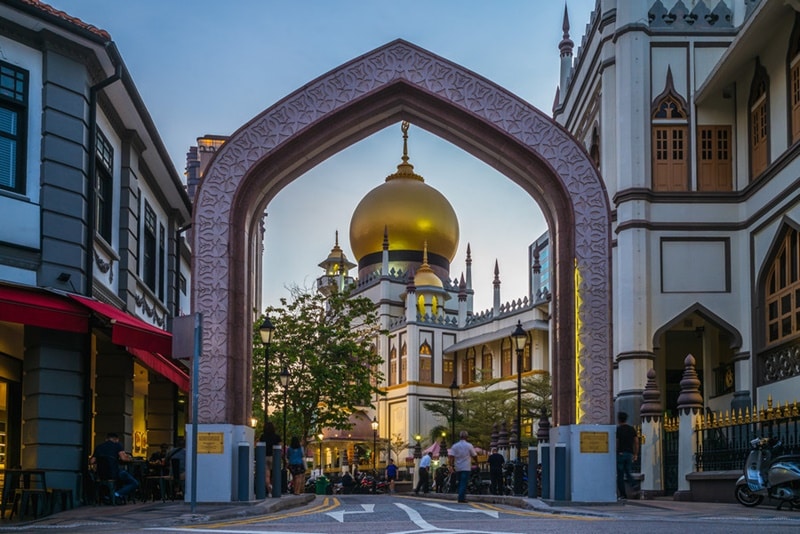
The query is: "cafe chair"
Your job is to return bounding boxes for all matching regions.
[8,470,48,520]
[91,457,120,505]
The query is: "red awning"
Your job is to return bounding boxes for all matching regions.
[68,295,172,356]
[127,347,190,392]
[0,285,89,333]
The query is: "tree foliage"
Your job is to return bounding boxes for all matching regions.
[422,373,552,449]
[253,287,385,445]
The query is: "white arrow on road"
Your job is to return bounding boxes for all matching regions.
[423,502,499,518]
[327,503,375,522]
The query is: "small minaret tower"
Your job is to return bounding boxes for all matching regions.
[558,4,574,105]
[493,260,501,316]
[316,231,356,296]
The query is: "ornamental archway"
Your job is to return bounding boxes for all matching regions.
[193,39,611,428]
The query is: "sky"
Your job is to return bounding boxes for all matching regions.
[47,0,598,312]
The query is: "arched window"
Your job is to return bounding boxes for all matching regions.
[501,345,512,377]
[481,346,493,380]
[463,348,476,385]
[400,342,408,383]
[443,354,454,386]
[419,341,432,383]
[749,58,769,179]
[389,346,397,386]
[765,226,800,346]
[788,13,800,144]
[431,296,438,316]
[417,294,425,317]
[589,125,600,169]
[652,69,689,191]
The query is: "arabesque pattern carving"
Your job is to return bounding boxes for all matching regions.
[193,40,611,425]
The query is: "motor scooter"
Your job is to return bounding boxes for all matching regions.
[735,436,800,510]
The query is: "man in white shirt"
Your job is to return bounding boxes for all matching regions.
[448,431,477,503]
[414,452,433,494]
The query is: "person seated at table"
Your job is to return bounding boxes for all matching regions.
[166,437,186,496]
[148,443,169,475]
[90,432,139,504]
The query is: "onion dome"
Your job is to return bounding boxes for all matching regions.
[414,243,443,288]
[349,122,459,277]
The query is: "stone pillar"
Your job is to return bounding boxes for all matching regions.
[639,368,663,498]
[675,354,702,500]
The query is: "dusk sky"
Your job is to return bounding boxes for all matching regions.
[47,0,597,311]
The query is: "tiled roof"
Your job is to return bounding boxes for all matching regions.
[19,0,111,40]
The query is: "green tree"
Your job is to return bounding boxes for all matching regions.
[254,287,385,445]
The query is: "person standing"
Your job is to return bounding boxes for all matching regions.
[287,436,306,495]
[259,421,281,495]
[385,458,398,494]
[616,411,639,500]
[448,430,477,503]
[487,447,505,495]
[414,451,432,494]
[90,432,139,504]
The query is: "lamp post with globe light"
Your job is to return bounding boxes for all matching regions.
[511,320,527,495]
[258,316,275,430]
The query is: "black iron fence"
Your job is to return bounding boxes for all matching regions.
[695,397,800,471]
[663,416,679,495]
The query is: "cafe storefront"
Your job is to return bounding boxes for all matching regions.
[0,283,188,499]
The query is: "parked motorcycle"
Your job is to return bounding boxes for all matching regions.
[735,437,800,509]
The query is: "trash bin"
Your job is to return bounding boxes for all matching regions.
[315,476,328,495]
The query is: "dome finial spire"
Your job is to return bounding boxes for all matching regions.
[386,121,424,182]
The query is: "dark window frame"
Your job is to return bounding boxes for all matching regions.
[0,61,28,194]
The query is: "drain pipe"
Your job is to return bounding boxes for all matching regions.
[85,51,122,296]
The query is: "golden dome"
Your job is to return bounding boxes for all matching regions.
[349,122,459,264]
[414,244,443,288]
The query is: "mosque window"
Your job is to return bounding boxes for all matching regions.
[501,346,512,377]
[419,341,432,383]
[389,346,397,386]
[443,355,454,386]
[481,347,493,380]
[431,296,438,316]
[400,343,407,384]
[463,348,476,385]
[0,61,27,194]
[651,72,689,192]
[765,227,800,346]
[697,126,732,191]
[749,59,769,180]
[523,344,532,372]
[789,14,800,144]
[417,295,425,318]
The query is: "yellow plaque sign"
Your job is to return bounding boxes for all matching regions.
[197,432,225,454]
[580,431,608,453]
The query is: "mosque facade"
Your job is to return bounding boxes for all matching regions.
[555,0,800,424]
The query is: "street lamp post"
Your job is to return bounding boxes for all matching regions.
[371,417,379,474]
[511,320,527,495]
[317,432,324,475]
[449,380,458,442]
[259,316,275,430]
[279,366,289,494]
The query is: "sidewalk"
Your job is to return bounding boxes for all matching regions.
[0,493,315,530]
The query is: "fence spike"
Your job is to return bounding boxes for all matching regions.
[725,410,731,425]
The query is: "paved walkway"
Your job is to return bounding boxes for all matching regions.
[1,492,798,530]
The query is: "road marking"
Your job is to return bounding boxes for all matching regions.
[327,503,375,522]
[390,502,521,534]
[422,502,498,518]
[153,497,340,529]
[470,502,604,521]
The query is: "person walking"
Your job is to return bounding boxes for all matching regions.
[385,458,398,494]
[414,451,432,494]
[448,430,477,503]
[487,447,505,495]
[616,411,639,500]
[259,421,281,495]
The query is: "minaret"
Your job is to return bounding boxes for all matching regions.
[457,273,468,326]
[532,247,542,301]
[316,231,356,296]
[465,244,474,311]
[493,260,501,316]
[558,4,574,105]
